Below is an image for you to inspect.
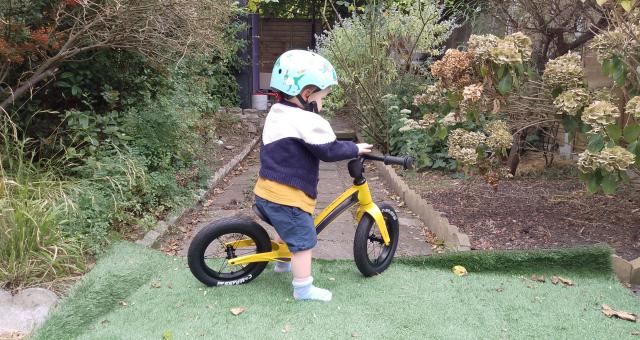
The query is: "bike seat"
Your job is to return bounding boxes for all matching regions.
[252,204,272,226]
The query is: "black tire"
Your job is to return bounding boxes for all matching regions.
[353,203,399,277]
[187,217,271,286]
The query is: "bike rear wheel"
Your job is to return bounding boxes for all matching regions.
[187,217,271,286]
[353,203,399,277]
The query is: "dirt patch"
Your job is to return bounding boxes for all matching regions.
[402,156,640,260]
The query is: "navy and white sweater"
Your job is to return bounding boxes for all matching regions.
[259,102,359,199]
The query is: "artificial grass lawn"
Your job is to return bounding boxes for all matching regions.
[34,243,640,340]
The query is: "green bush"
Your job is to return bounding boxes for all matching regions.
[317,1,453,150]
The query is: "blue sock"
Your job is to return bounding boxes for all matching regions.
[292,277,332,302]
[274,261,291,273]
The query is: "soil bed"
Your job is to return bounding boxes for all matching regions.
[402,159,640,261]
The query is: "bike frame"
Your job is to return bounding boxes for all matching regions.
[226,180,389,266]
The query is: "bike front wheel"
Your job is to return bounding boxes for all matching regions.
[353,203,400,277]
[187,217,271,286]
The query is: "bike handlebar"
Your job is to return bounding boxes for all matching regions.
[361,154,413,170]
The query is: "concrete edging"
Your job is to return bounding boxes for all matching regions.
[611,255,640,285]
[374,163,471,251]
[136,134,261,248]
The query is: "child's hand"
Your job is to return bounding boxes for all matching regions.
[356,143,373,155]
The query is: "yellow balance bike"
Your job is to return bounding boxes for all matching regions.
[187,154,413,286]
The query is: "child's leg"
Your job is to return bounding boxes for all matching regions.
[291,249,331,302]
[273,234,291,273]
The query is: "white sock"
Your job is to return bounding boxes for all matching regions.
[274,261,291,273]
[292,277,332,302]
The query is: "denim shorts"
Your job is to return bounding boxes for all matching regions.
[254,196,317,252]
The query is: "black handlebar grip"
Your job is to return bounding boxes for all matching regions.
[383,155,413,169]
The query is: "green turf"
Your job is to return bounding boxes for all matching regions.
[34,242,640,340]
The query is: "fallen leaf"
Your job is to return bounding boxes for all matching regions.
[602,304,637,322]
[352,332,360,338]
[328,277,336,281]
[230,307,246,316]
[452,265,468,276]
[119,301,128,307]
[398,201,405,207]
[632,330,639,336]
[167,283,173,289]
[151,282,161,288]
[552,276,560,285]
[531,273,545,283]
[162,330,173,340]
[101,319,109,325]
[557,276,574,286]
[282,324,292,333]
[496,288,504,293]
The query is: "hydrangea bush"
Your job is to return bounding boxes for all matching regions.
[544,2,640,194]
[389,32,531,186]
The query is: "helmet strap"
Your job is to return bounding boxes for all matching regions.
[295,94,319,114]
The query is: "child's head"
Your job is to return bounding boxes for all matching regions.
[270,50,337,113]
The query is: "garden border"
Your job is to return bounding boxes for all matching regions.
[375,162,472,251]
[375,158,640,283]
[136,133,261,248]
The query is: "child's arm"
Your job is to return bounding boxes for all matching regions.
[301,119,359,162]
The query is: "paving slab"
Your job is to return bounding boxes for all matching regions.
[0,288,58,336]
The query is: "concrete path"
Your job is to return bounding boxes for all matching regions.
[171,117,431,260]
[0,288,58,338]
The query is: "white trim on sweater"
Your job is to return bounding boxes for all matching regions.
[262,103,336,146]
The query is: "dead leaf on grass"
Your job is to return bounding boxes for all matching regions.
[552,275,574,286]
[118,301,128,307]
[151,282,161,288]
[452,265,468,276]
[602,304,637,322]
[230,307,246,316]
[282,324,292,333]
[631,330,639,336]
[351,332,360,338]
[162,330,173,340]
[496,288,504,292]
[531,273,545,283]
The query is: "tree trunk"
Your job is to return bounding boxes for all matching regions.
[507,131,526,175]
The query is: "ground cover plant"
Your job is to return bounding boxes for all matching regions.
[33,242,640,339]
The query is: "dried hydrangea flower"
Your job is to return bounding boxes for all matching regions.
[543,52,584,89]
[505,32,532,61]
[413,83,447,106]
[448,128,486,149]
[462,83,483,103]
[578,147,635,172]
[431,49,476,89]
[577,150,600,172]
[489,39,522,65]
[485,120,512,152]
[399,118,422,132]
[468,34,499,61]
[553,88,590,116]
[448,146,478,166]
[441,111,466,126]
[420,113,438,127]
[625,96,640,118]
[581,100,620,132]
[590,30,626,62]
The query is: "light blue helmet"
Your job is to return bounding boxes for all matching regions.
[270,50,338,96]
